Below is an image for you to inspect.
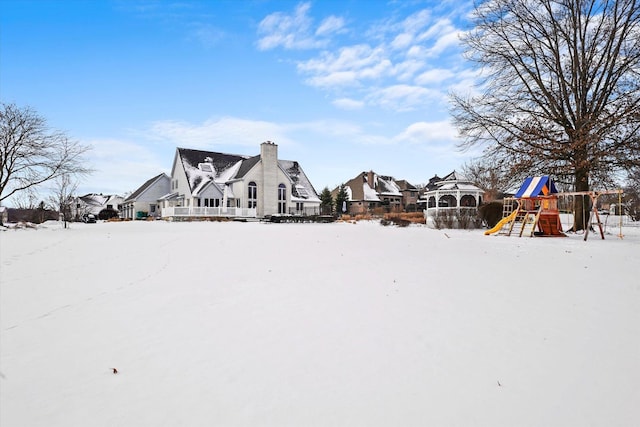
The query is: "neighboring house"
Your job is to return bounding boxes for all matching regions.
[122,173,170,219]
[160,141,320,219]
[0,206,8,225]
[72,193,124,220]
[395,179,420,211]
[420,171,484,223]
[334,171,406,215]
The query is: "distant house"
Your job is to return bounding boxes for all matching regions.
[121,173,170,219]
[0,206,8,225]
[395,179,420,212]
[334,171,412,215]
[159,142,320,219]
[72,193,124,220]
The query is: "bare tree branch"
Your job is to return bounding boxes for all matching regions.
[451,0,640,229]
[0,103,92,203]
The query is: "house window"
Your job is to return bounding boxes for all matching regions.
[248,182,257,209]
[296,202,303,212]
[278,183,286,214]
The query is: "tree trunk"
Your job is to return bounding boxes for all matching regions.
[572,167,590,231]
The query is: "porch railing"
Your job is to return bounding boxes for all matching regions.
[161,206,257,218]
[287,206,321,216]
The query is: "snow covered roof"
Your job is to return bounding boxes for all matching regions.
[432,171,483,191]
[341,171,404,201]
[439,170,467,183]
[178,148,248,193]
[419,171,484,198]
[376,175,402,196]
[280,160,320,201]
[176,147,318,201]
[362,183,381,201]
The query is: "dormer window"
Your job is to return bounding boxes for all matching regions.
[295,185,308,197]
[198,163,214,173]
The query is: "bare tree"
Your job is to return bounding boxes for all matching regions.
[623,166,640,219]
[452,0,640,230]
[47,173,78,228]
[462,157,523,201]
[0,103,92,203]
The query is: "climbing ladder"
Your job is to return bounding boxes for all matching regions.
[508,208,540,237]
[497,198,542,237]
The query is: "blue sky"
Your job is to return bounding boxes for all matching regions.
[1,0,481,199]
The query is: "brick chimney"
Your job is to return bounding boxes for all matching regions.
[367,170,375,188]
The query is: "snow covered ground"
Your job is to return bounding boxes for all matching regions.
[1,219,639,427]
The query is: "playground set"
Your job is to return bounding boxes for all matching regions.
[485,176,623,241]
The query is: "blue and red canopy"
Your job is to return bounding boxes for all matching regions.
[514,176,558,198]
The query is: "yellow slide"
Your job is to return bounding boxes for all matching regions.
[484,210,518,235]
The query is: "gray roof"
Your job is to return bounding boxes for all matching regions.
[176,147,318,200]
[125,173,168,202]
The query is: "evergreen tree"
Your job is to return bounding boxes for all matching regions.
[319,187,334,215]
[334,184,349,216]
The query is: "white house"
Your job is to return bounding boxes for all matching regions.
[121,173,171,219]
[160,142,320,219]
[72,193,124,220]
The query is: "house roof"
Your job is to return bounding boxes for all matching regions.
[433,171,483,191]
[376,175,402,196]
[124,173,169,202]
[79,193,110,206]
[395,179,417,191]
[419,171,484,199]
[176,147,318,201]
[514,176,558,198]
[342,171,403,201]
[235,155,261,179]
[178,148,248,193]
[280,160,320,201]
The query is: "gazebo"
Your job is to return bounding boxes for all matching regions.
[421,171,484,226]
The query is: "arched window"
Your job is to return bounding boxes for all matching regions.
[428,196,436,208]
[460,195,477,207]
[278,183,286,214]
[438,195,456,207]
[248,182,257,208]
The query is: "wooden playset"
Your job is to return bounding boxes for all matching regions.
[485,176,623,240]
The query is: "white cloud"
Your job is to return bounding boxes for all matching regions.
[401,9,432,34]
[316,15,346,36]
[257,2,334,50]
[391,33,413,50]
[395,121,458,144]
[263,4,470,115]
[146,117,294,148]
[297,44,392,88]
[332,98,365,110]
[83,139,168,195]
[366,85,438,111]
[392,58,426,81]
[415,68,455,85]
[426,29,462,57]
